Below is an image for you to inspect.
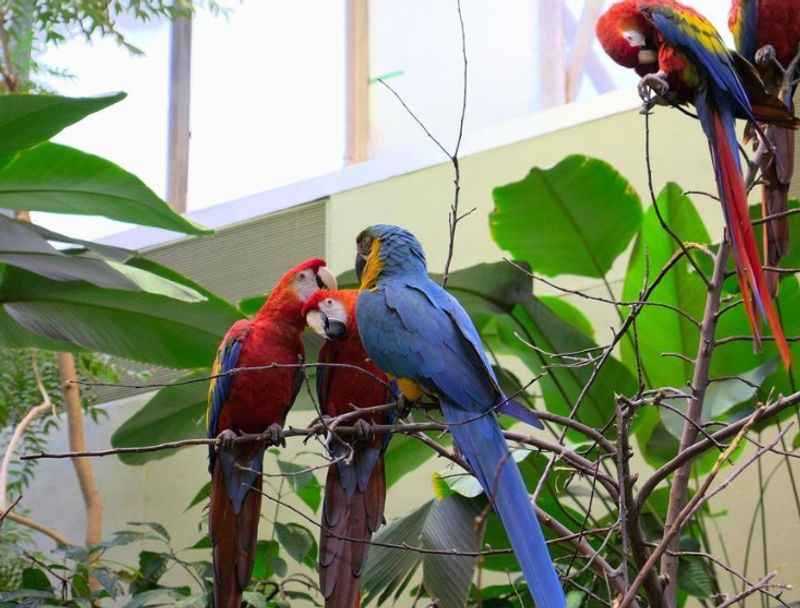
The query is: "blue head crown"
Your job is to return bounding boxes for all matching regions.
[356,225,427,286]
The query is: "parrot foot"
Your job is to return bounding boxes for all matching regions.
[264,423,286,448]
[755,44,778,68]
[352,418,373,443]
[395,394,413,419]
[216,429,238,451]
[638,72,669,105]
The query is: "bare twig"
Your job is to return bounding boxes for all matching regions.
[0,494,21,527]
[5,511,73,546]
[620,416,790,608]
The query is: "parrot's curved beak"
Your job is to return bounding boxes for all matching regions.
[316,266,337,291]
[305,310,348,341]
[355,253,366,283]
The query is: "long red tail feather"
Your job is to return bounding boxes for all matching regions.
[319,459,386,608]
[210,464,262,608]
[711,112,792,368]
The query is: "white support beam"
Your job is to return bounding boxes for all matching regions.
[166,12,192,213]
[538,0,567,109]
[563,5,615,96]
[565,0,605,102]
[345,0,369,164]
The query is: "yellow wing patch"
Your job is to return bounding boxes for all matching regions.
[206,349,223,431]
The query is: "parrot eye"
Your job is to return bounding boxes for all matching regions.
[326,298,333,306]
[297,271,308,281]
[359,236,373,256]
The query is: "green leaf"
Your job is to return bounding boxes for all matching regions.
[539,295,594,339]
[661,361,778,440]
[274,522,317,568]
[238,294,266,317]
[0,301,84,351]
[276,459,322,513]
[0,93,126,154]
[621,185,710,467]
[111,370,210,465]
[0,143,209,235]
[1,266,237,367]
[130,551,169,594]
[127,521,170,542]
[0,216,140,290]
[185,481,212,512]
[21,568,51,591]
[491,155,642,278]
[122,588,189,608]
[251,540,283,581]
[487,299,635,438]
[421,495,484,608]
[362,501,433,604]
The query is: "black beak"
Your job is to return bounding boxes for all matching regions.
[321,312,348,340]
[355,254,366,283]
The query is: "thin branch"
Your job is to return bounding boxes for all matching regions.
[643,106,711,287]
[620,418,790,608]
[5,511,73,546]
[0,494,21,526]
[661,241,729,606]
[716,573,778,608]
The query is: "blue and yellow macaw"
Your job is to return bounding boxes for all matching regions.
[353,225,565,608]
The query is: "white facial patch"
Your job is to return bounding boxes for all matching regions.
[319,297,348,325]
[623,29,646,48]
[294,270,319,302]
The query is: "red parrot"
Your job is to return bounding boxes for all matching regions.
[729,0,800,293]
[207,259,337,608]
[303,289,393,608]
[597,0,795,368]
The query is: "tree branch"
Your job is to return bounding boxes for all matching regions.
[660,239,728,607]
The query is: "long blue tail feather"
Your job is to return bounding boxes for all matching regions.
[441,398,565,608]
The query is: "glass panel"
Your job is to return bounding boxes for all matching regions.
[368,0,735,157]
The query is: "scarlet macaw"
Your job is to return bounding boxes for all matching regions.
[729,0,800,293]
[207,259,337,608]
[596,0,795,367]
[353,225,564,608]
[303,289,393,608]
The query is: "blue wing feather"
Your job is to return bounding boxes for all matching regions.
[646,8,754,120]
[357,275,561,608]
[207,329,246,472]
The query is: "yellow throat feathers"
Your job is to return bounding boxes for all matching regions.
[359,238,383,290]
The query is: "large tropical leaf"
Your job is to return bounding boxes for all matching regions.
[0,266,239,367]
[0,216,203,293]
[490,155,643,278]
[362,495,483,608]
[621,185,709,466]
[0,93,126,154]
[480,299,635,440]
[0,143,209,235]
[111,370,210,465]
